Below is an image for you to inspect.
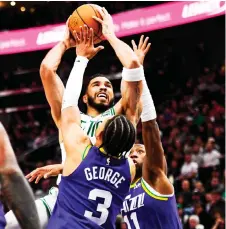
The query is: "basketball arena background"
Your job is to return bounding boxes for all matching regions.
[0,1,225,228]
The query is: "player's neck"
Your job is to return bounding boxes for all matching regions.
[86,107,101,117]
[132,175,142,185]
[94,137,102,148]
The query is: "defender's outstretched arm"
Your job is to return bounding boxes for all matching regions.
[127,36,168,176]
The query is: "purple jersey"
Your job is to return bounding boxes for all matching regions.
[48,146,131,229]
[0,202,6,229]
[121,178,182,229]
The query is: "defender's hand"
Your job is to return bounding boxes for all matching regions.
[131,35,151,65]
[72,25,104,59]
[92,7,116,40]
[25,164,63,184]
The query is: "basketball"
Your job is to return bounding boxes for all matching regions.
[68,4,104,44]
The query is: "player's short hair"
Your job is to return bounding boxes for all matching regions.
[84,73,112,93]
[101,115,136,158]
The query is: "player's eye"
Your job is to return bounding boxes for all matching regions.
[92,83,99,87]
[105,83,112,88]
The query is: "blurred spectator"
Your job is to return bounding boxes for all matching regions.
[180,180,192,207]
[205,193,213,213]
[193,181,206,204]
[209,100,224,117]
[185,215,204,229]
[192,144,204,167]
[206,177,224,193]
[193,108,205,127]
[203,141,221,168]
[177,206,184,224]
[177,194,185,209]
[168,159,180,180]
[213,127,224,152]
[209,190,225,220]
[33,129,48,149]
[194,202,213,228]
[195,137,205,154]
[211,211,225,229]
[180,153,198,180]
[194,181,205,194]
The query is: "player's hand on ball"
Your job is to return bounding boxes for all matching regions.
[72,25,104,60]
[92,7,116,39]
[62,17,77,50]
[25,164,63,184]
[131,35,151,65]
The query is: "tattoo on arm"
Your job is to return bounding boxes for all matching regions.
[0,169,41,229]
[133,81,142,105]
[123,81,142,124]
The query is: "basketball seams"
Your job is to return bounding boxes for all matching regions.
[75,7,102,43]
[89,4,102,38]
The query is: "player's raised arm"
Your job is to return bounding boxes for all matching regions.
[93,8,143,125]
[0,123,41,229]
[142,119,165,172]
[39,19,76,128]
[126,36,165,175]
[138,71,165,175]
[61,26,104,174]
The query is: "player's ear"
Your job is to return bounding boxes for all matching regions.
[83,94,88,104]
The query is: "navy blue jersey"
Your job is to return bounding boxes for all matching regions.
[48,146,131,229]
[121,178,182,229]
[0,202,5,229]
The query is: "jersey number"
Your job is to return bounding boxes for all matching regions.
[124,212,140,229]
[84,188,112,225]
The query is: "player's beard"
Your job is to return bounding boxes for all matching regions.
[87,95,115,113]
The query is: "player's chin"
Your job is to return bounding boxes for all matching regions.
[134,162,141,170]
[95,99,109,106]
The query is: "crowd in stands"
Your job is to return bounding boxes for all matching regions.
[0,10,224,229]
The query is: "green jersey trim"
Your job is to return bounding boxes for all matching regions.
[82,145,92,160]
[141,179,169,201]
[40,198,51,218]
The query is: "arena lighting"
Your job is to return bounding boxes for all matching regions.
[20,6,26,12]
[30,7,35,13]
[10,1,16,6]
[0,1,5,7]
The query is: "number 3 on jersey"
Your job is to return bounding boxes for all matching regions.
[124,212,140,229]
[84,189,112,225]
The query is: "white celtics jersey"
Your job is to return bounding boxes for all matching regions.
[80,107,115,138]
[56,107,115,185]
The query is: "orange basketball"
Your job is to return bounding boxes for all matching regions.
[68,4,104,44]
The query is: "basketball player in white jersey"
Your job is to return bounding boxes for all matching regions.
[5,11,151,228]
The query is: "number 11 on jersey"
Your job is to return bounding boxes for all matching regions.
[124,212,140,229]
